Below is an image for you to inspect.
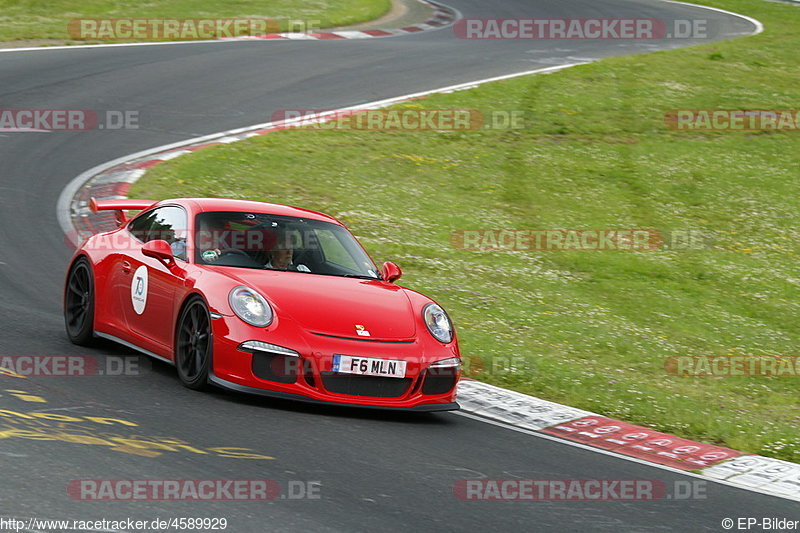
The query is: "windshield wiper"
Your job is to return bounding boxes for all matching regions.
[341,274,380,280]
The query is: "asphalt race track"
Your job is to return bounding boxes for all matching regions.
[0,0,796,531]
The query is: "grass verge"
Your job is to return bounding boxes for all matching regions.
[0,0,390,43]
[132,0,800,462]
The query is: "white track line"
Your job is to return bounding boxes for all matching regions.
[657,0,764,35]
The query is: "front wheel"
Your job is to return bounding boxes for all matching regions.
[175,297,212,390]
[64,258,95,346]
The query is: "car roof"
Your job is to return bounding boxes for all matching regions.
[161,198,342,225]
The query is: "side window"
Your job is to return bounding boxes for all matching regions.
[150,207,188,261]
[128,206,188,261]
[128,210,157,243]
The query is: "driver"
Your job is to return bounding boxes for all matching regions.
[265,228,310,272]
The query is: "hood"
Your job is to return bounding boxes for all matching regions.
[226,270,418,340]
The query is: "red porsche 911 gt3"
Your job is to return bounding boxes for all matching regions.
[64,197,461,411]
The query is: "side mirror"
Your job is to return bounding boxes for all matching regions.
[142,240,175,267]
[382,261,402,283]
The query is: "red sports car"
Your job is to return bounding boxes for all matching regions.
[64,197,461,411]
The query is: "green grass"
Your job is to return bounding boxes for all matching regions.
[132,0,800,462]
[0,0,390,43]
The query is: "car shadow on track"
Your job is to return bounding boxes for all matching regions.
[203,385,456,426]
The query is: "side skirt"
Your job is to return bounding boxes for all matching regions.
[95,331,175,366]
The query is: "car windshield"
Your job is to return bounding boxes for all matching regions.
[194,211,380,279]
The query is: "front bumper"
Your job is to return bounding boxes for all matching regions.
[209,315,461,411]
[209,371,459,411]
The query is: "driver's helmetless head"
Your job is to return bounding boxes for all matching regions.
[269,229,293,270]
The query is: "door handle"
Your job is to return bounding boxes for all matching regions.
[122,261,132,274]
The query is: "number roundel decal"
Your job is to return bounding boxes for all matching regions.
[131,265,149,315]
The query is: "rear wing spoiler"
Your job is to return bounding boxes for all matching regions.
[89,197,156,225]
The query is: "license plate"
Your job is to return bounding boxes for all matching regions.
[332,355,407,378]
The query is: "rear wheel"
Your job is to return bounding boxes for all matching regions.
[175,297,212,390]
[64,258,95,346]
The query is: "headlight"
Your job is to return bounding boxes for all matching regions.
[229,286,273,327]
[423,303,453,343]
